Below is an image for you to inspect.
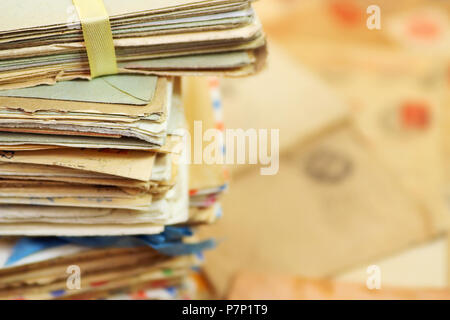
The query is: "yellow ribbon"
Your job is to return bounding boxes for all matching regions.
[73,0,118,78]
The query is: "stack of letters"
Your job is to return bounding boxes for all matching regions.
[0,0,265,299]
[0,0,266,90]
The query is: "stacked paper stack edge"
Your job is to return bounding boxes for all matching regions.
[0,0,266,300]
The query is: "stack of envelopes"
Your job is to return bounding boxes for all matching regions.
[0,0,264,300]
[0,0,267,90]
[0,75,190,236]
[0,231,212,300]
[0,75,219,300]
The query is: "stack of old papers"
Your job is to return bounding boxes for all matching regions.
[0,231,213,300]
[0,0,266,90]
[0,75,219,300]
[0,75,233,300]
[0,0,265,300]
[0,75,190,236]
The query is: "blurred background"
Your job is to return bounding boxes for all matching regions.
[196,0,450,299]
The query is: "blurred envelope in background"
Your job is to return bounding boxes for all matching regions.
[220,43,348,174]
[287,42,449,234]
[199,125,445,295]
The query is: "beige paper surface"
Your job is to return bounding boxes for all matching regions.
[0,222,164,236]
[0,0,243,32]
[0,77,168,118]
[183,77,227,191]
[0,148,156,181]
